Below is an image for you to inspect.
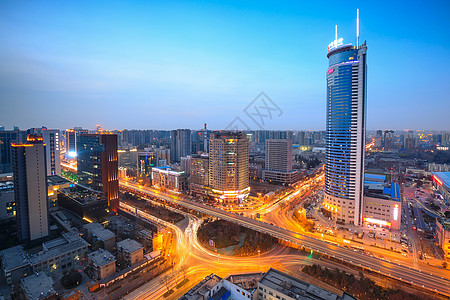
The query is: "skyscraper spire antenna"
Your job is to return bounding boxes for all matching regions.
[335,24,338,42]
[356,9,360,47]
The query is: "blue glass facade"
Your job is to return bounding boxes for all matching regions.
[324,43,367,225]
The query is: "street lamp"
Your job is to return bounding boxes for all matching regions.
[257,250,261,269]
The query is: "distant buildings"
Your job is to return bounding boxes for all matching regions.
[28,127,61,176]
[77,133,119,212]
[12,135,49,242]
[263,139,298,185]
[383,130,395,150]
[209,131,250,203]
[324,24,367,225]
[171,129,192,163]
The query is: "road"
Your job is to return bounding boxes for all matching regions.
[120,180,450,297]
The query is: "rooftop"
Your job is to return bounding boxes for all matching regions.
[59,185,107,205]
[224,272,263,292]
[259,268,355,300]
[211,287,229,300]
[84,222,115,241]
[47,175,71,185]
[0,245,30,271]
[108,215,135,232]
[30,234,89,266]
[89,249,116,267]
[179,273,222,300]
[21,272,56,300]
[117,238,143,253]
[364,182,400,202]
[433,172,450,189]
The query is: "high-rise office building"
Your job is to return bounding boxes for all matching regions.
[263,139,298,185]
[209,131,249,203]
[265,139,293,172]
[323,13,367,225]
[28,127,61,176]
[383,130,394,150]
[12,135,49,242]
[65,127,89,159]
[170,129,192,163]
[137,151,157,180]
[190,153,209,197]
[77,134,119,212]
[0,129,26,173]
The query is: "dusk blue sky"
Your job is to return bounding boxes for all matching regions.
[1,1,449,131]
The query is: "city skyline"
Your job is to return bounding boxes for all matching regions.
[1,1,449,131]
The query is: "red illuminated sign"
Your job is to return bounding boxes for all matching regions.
[327,68,334,75]
[433,175,443,186]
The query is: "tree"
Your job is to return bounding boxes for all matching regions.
[61,269,82,289]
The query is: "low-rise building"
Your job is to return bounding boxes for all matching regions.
[257,268,355,300]
[57,185,108,220]
[30,231,89,273]
[262,169,299,185]
[0,245,32,285]
[180,269,353,300]
[432,172,450,206]
[138,229,153,252]
[117,238,144,265]
[223,272,263,300]
[88,249,116,280]
[47,175,72,211]
[151,167,187,192]
[179,273,224,300]
[83,222,116,251]
[107,215,135,238]
[21,272,57,300]
[436,214,450,261]
[362,181,402,231]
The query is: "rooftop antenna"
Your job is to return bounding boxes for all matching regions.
[356,9,360,47]
[335,24,338,42]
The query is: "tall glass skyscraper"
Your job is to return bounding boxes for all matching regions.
[323,29,367,225]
